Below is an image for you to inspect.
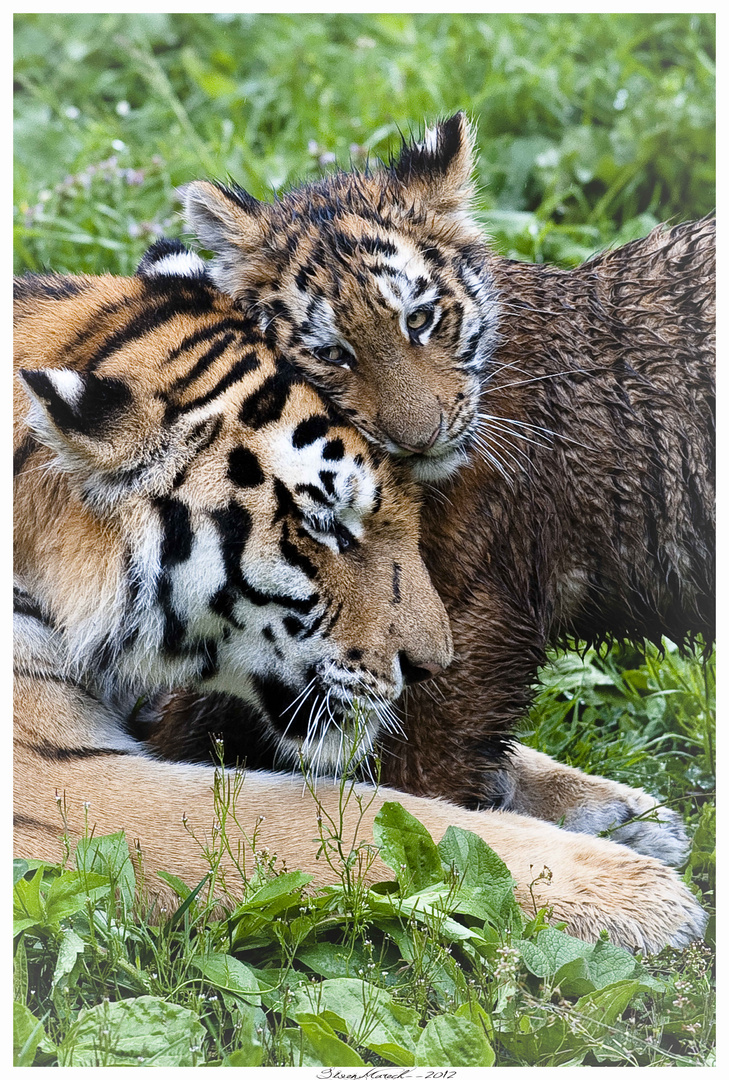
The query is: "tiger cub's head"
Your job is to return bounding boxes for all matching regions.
[181,113,499,482]
[14,262,452,773]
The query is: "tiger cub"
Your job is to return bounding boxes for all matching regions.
[181,115,714,865]
[13,249,706,951]
[182,113,498,482]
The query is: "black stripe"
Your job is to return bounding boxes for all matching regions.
[228,446,265,488]
[15,738,130,761]
[322,438,345,461]
[238,372,293,429]
[295,482,329,505]
[171,415,224,489]
[13,587,51,624]
[167,352,261,418]
[392,562,402,604]
[168,330,238,391]
[13,813,61,837]
[156,498,194,566]
[13,435,38,476]
[21,371,132,438]
[14,273,88,303]
[292,414,330,448]
[86,284,218,372]
[280,522,318,579]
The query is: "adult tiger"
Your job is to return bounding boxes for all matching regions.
[13,249,705,951]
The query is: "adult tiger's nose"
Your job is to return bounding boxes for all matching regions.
[398,650,446,686]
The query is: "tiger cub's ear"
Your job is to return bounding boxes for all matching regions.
[389,112,479,232]
[179,180,272,296]
[18,369,219,506]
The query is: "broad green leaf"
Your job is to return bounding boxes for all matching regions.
[437,824,514,887]
[13,1001,47,1066]
[518,926,595,979]
[229,870,313,945]
[156,869,192,900]
[60,996,207,1067]
[220,1002,265,1067]
[13,859,30,885]
[415,1013,495,1067]
[290,977,420,1065]
[239,870,313,909]
[572,979,647,1037]
[372,802,443,893]
[51,928,85,992]
[45,870,110,926]
[193,953,263,1004]
[294,1012,366,1066]
[75,832,135,911]
[518,927,647,996]
[366,884,475,942]
[14,935,29,1004]
[295,942,373,981]
[13,866,45,930]
[496,1015,588,1068]
[456,998,495,1039]
[437,826,523,928]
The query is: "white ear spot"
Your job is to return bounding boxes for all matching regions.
[45,369,85,407]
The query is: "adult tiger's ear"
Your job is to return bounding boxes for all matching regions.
[388,112,480,233]
[179,180,272,297]
[18,368,221,507]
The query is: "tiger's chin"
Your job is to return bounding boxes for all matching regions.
[254,677,385,781]
[278,709,383,783]
[409,445,470,483]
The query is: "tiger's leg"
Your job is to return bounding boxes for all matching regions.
[15,680,704,953]
[492,744,690,866]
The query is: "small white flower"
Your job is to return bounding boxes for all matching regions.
[116,100,131,116]
[65,106,80,120]
[111,139,126,152]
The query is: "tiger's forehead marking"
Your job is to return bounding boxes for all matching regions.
[288,230,441,348]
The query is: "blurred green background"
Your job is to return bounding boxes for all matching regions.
[14,11,715,275]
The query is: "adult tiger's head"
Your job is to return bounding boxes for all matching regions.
[13,249,452,773]
[181,113,499,482]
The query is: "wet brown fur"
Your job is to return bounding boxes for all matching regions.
[392,217,715,808]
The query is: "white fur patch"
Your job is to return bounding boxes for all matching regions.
[46,369,85,406]
[144,250,207,278]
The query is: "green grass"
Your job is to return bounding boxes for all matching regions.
[14,12,714,274]
[13,11,715,1067]
[13,734,716,1067]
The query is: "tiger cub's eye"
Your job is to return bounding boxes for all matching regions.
[406,307,433,332]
